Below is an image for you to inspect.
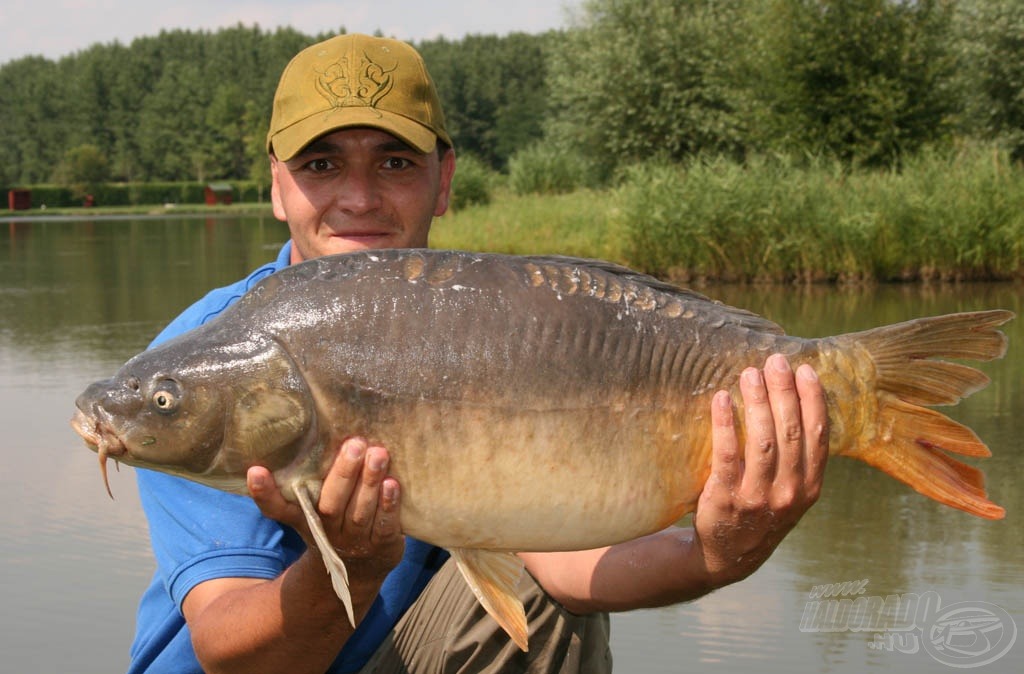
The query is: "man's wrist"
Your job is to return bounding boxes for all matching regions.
[289,544,399,622]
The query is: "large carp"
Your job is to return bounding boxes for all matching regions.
[72,249,1010,650]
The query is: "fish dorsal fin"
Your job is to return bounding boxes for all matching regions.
[449,548,529,651]
[293,480,355,626]
[519,254,786,335]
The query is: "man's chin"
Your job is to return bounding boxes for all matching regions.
[292,231,429,262]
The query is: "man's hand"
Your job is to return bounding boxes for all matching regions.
[183,438,406,673]
[247,437,405,581]
[522,353,828,614]
[694,353,828,588]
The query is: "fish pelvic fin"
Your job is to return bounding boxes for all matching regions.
[839,309,1012,520]
[294,480,355,625]
[449,548,529,651]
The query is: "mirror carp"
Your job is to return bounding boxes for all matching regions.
[72,249,1011,650]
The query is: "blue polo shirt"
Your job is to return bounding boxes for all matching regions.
[128,241,448,673]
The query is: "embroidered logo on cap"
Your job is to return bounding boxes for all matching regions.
[315,51,396,110]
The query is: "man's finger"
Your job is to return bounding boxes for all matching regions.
[318,437,368,521]
[796,363,829,497]
[740,365,777,490]
[344,445,389,537]
[763,354,804,481]
[709,389,741,492]
[371,478,402,545]
[247,465,302,528]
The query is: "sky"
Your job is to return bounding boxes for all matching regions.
[0,0,580,65]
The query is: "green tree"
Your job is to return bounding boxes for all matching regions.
[136,58,210,180]
[757,0,959,166]
[204,83,249,179]
[0,56,65,183]
[61,46,118,153]
[0,26,308,184]
[544,0,753,179]
[418,32,552,169]
[956,0,1024,159]
[54,144,110,186]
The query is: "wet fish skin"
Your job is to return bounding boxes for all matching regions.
[71,249,1012,650]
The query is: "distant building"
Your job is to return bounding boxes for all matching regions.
[204,182,233,206]
[7,189,31,210]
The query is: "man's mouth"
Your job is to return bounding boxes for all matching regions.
[332,231,394,243]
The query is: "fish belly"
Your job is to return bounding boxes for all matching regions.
[356,398,714,552]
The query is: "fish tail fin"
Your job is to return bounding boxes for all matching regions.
[835,309,1012,520]
[856,400,1005,519]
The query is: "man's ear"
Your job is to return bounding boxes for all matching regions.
[434,148,456,217]
[269,155,287,223]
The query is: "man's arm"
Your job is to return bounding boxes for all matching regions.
[522,354,828,613]
[182,439,404,674]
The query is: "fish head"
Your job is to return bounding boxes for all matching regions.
[72,329,316,496]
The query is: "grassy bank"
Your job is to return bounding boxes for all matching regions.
[432,188,622,261]
[440,143,1024,283]
[0,202,274,218]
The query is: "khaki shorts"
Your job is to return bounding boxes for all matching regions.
[360,558,613,673]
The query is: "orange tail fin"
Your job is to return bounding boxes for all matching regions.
[835,310,1012,520]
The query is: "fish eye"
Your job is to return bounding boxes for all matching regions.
[151,381,181,414]
[153,391,177,411]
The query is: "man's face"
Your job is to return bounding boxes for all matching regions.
[270,127,455,263]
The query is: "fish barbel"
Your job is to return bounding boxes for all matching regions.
[71,249,1011,650]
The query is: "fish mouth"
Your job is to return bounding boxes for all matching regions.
[70,408,127,499]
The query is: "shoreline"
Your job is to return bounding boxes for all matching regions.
[0,202,275,222]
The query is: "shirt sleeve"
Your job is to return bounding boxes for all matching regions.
[136,469,304,610]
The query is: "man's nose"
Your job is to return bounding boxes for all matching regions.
[334,169,382,214]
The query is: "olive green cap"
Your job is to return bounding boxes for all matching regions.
[267,33,451,160]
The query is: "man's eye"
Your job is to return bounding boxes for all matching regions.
[383,157,411,170]
[306,158,334,172]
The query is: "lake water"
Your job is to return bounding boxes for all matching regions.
[1,215,1020,673]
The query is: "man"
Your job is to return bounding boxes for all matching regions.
[129,33,828,673]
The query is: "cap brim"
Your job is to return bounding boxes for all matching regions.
[269,108,438,160]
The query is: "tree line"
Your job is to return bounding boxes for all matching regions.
[1,0,1022,192]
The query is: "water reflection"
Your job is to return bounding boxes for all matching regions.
[1,216,291,673]
[1,216,1019,673]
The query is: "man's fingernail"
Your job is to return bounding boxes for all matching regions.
[369,451,387,472]
[345,438,366,459]
[799,364,819,382]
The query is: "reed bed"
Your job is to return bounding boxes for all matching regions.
[434,143,1024,283]
[619,145,1024,283]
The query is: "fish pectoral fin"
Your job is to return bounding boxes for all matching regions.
[293,480,355,626]
[231,387,310,455]
[449,547,529,651]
